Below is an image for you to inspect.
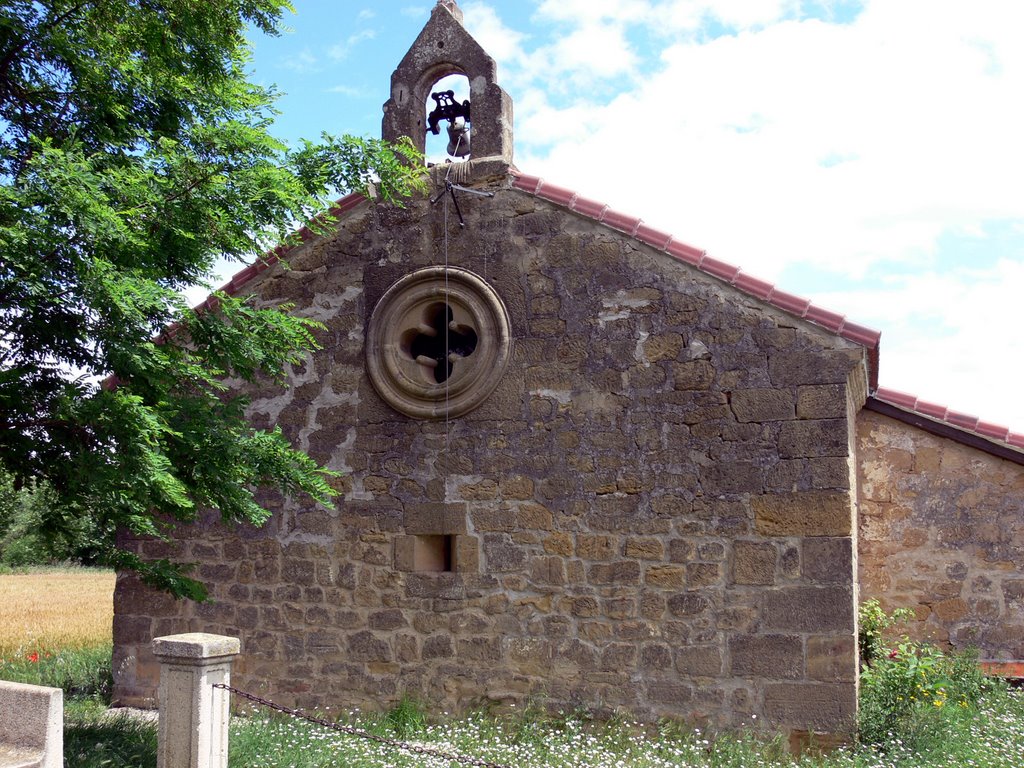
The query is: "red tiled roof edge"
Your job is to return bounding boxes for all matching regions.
[872,387,1024,451]
[210,192,369,303]
[101,191,369,390]
[510,172,882,351]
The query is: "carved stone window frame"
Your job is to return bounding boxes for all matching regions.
[366,266,512,419]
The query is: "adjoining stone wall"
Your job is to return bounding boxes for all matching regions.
[857,409,1024,659]
[114,174,868,735]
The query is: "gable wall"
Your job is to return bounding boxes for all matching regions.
[113,181,868,735]
[857,409,1024,659]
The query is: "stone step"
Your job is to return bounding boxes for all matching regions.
[0,744,43,768]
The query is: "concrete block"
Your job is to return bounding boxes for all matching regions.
[0,680,62,768]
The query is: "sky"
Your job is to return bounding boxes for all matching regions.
[230,0,1024,432]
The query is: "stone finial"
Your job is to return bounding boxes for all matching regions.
[436,0,464,24]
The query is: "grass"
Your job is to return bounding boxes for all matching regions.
[63,701,158,768]
[225,689,1024,768]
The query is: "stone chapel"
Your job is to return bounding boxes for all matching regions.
[111,0,1024,738]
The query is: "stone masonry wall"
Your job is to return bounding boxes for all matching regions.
[857,409,1024,659]
[113,173,869,735]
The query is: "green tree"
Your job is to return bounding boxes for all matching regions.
[0,1,423,597]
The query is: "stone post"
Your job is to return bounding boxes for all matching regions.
[152,633,240,768]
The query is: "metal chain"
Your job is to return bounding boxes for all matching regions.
[213,683,512,768]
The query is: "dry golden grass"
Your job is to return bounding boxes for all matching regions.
[0,568,115,654]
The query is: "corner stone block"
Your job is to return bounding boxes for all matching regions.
[152,633,241,768]
[728,634,803,679]
[806,635,857,682]
[778,419,848,459]
[796,384,847,419]
[752,492,852,537]
[764,682,856,734]
[763,587,854,633]
[802,538,852,584]
[730,389,796,423]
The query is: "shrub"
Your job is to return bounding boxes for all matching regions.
[858,598,913,667]
[857,600,994,751]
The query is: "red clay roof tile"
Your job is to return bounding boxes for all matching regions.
[915,399,949,420]
[732,272,774,300]
[837,320,883,348]
[945,410,980,431]
[511,173,542,194]
[803,305,845,333]
[634,223,673,250]
[874,387,918,409]
[768,289,812,317]
[601,209,642,236]
[665,238,704,266]
[699,255,742,282]
[570,195,607,219]
[976,420,1011,441]
[873,388,1024,449]
[535,181,575,206]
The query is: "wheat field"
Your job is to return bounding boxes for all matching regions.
[0,568,116,654]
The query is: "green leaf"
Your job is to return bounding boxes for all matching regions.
[0,0,421,597]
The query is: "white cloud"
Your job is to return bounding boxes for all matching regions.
[814,260,1024,431]
[325,84,367,97]
[535,0,653,24]
[469,0,1024,428]
[462,2,529,68]
[513,2,1024,276]
[280,48,320,74]
[328,30,377,61]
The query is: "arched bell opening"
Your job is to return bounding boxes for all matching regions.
[381,1,513,166]
[424,72,472,165]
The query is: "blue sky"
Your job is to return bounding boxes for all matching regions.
[229,0,1024,431]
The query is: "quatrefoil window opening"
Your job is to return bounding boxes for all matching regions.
[400,301,479,384]
[366,266,511,419]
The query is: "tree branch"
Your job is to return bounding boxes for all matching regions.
[0,2,91,87]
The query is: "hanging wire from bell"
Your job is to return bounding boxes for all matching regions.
[446,118,471,158]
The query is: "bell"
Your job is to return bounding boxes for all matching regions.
[446,120,471,158]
